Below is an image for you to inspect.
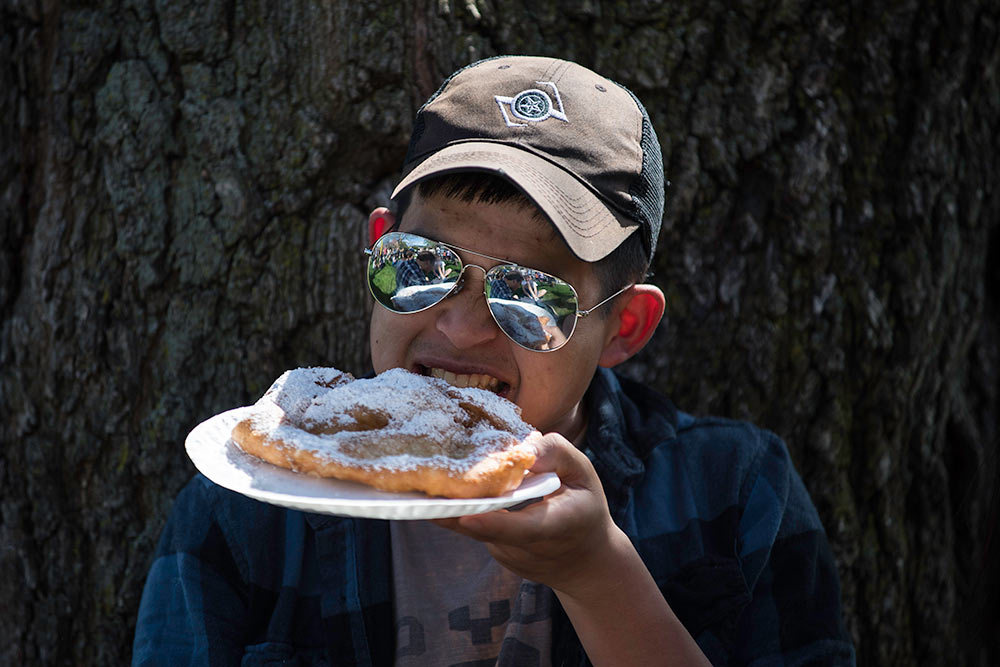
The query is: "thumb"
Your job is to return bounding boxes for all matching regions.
[525,432,594,488]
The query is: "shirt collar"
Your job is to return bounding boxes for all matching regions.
[581,367,679,520]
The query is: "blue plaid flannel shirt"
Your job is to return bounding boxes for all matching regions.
[133,368,855,666]
[394,259,432,289]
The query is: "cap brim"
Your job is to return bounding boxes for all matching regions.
[391,142,638,262]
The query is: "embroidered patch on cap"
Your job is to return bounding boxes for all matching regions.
[494,81,568,128]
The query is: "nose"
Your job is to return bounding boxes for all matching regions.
[434,264,499,349]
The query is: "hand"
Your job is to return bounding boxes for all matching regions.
[432,431,620,597]
[436,432,712,665]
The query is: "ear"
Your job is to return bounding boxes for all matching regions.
[598,284,665,368]
[368,207,396,245]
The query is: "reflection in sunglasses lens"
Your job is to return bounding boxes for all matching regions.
[485,267,578,351]
[369,234,460,313]
[368,233,580,351]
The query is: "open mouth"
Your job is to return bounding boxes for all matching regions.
[419,365,509,396]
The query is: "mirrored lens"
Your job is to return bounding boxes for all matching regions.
[485,266,579,351]
[367,233,463,313]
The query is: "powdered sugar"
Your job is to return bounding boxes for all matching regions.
[260,367,353,420]
[246,367,533,472]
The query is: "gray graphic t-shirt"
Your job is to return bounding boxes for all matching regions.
[390,520,553,667]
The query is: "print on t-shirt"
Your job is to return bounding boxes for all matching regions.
[391,521,553,667]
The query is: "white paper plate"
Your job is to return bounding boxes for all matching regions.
[185,407,561,520]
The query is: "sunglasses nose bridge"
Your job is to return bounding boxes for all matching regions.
[457,263,489,291]
[446,262,487,296]
[462,263,489,277]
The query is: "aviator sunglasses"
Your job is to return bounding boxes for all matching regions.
[365,232,632,352]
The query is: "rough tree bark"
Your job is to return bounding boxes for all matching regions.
[2,1,997,665]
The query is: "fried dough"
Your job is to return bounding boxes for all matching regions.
[231,367,537,498]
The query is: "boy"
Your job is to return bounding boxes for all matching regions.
[133,56,854,666]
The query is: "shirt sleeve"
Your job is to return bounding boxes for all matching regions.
[132,475,249,667]
[732,432,855,666]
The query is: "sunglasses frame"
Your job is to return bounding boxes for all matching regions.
[364,232,633,352]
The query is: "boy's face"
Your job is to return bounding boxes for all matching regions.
[369,190,622,440]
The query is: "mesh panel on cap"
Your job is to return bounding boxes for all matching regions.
[617,84,664,261]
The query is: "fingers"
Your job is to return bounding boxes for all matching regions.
[432,492,554,543]
[429,431,621,588]
[432,434,605,544]
[432,432,606,546]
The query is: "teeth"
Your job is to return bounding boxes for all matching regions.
[427,367,500,391]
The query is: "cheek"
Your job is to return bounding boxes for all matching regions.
[512,353,580,418]
[520,328,607,404]
[369,309,399,372]
[369,307,437,372]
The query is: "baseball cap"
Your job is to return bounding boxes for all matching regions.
[391,55,664,262]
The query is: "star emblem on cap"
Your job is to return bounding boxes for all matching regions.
[495,81,569,127]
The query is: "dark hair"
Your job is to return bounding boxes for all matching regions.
[393,172,651,307]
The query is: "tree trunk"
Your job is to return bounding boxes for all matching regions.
[2,1,997,664]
